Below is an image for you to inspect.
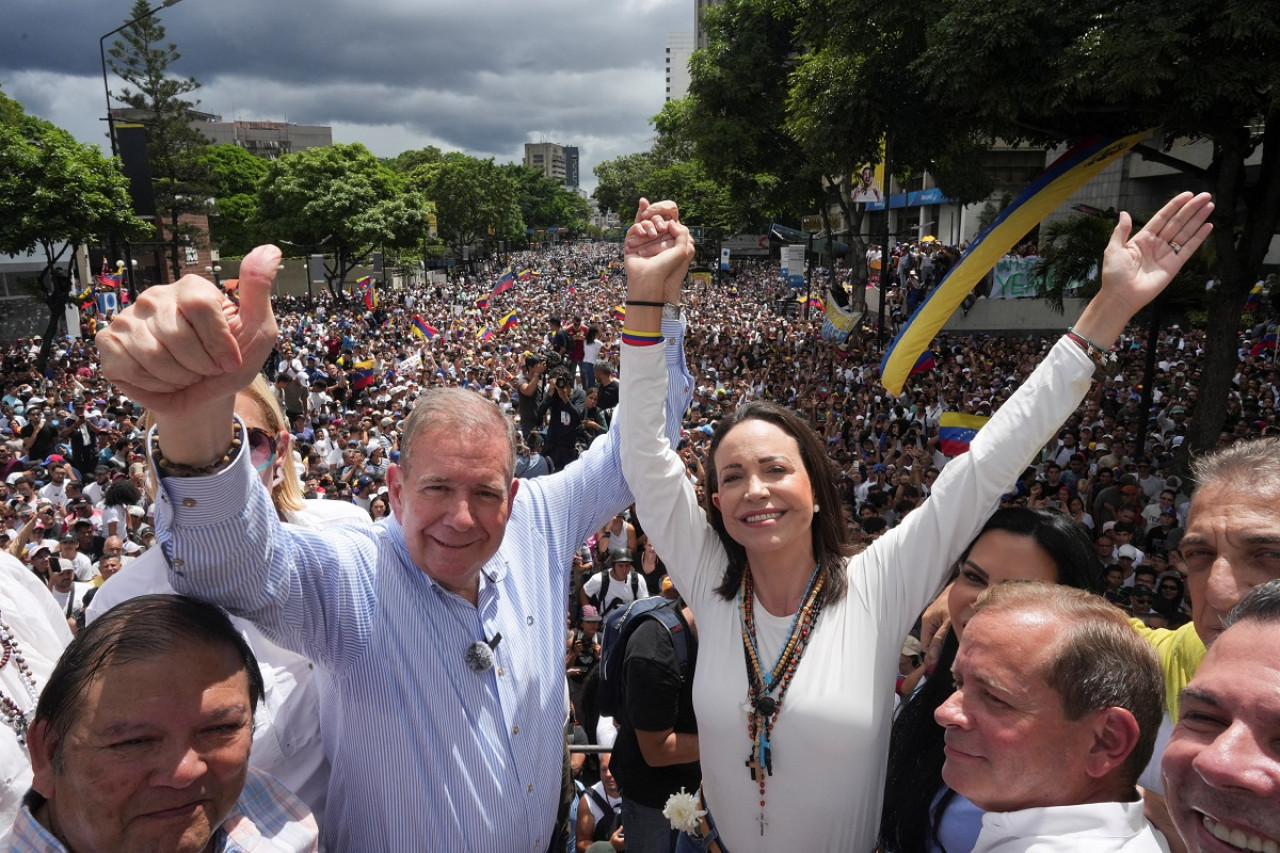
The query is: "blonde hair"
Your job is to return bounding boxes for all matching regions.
[239,375,305,515]
[139,374,304,517]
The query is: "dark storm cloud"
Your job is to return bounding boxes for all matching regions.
[1,0,686,188]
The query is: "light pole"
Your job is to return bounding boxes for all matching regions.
[99,0,187,299]
[204,264,222,287]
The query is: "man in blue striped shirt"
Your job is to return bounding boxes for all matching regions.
[96,241,691,851]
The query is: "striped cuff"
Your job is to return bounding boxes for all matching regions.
[621,327,663,347]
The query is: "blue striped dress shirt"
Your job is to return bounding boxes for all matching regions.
[153,319,691,852]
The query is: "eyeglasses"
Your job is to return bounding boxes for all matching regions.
[246,428,278,472]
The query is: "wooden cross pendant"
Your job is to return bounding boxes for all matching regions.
[746,750,765,781]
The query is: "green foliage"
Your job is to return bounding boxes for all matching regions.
[108,0,211,280]
[193,145,269,257]
[1032,215,1113,312]
[407,153,522,257]
[683,0,821,227]
[0,88,150,362]
[256,142,432,296]
[910,0,1280,454]
[385,146,444,175]
[502,164,589,234]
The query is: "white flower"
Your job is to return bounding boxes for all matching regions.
[663,787,707,834]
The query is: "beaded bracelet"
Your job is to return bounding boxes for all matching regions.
[1066,326,1108,354]
[1065,329,1117,380]
[620,327,664,347]
[150,422,244,477]
[624,299,665,308]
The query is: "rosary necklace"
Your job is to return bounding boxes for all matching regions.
[738,562,825,836]
[0,613,40,748]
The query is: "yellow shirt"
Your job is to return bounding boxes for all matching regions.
[1129,619,1206,721]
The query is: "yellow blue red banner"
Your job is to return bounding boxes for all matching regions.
[878,130,1150,395]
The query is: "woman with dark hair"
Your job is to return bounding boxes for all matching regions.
[1150,571,1188,628]
[617,192,1212,852]
[368,495,391,522]
[100,479,141,539]
[879,508,1103,853]
[582,324,604,390]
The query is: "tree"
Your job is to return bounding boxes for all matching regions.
[108,0,211,281]
[502,164,589,236]
[0,90,150,367]
[385,146,444,175]
[193,144,268,257]
[408,153,522,262]
[256,142,432,297]
[911,0,1280,461]
[592,152,658,222]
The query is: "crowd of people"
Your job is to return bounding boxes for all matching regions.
[0,191,1277,852]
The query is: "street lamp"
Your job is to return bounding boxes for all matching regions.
[204,264,222,287]
[99,0,187,299]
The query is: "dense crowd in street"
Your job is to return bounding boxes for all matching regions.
[3,213,1280,852]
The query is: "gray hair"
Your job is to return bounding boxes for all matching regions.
[1193,436,1280,500]
[398,387,517,482]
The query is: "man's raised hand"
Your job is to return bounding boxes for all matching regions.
[97,244,281,421]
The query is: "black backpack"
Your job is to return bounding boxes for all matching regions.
[596,597,691,723]
[592,569,641,615]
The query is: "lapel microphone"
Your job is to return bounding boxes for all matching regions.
[465,633,503,672]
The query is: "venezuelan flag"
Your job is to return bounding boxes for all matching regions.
[878,130,1150,395]
[612,305,626,322]
[500,309,518,331]
[358,276,377,310]
[352,359,378,391]
[491,271,515,297]
[805,296,824,312]
[938,412,990,457]
[910,350,936,375]
[411,315,437,340]
[96,258,123,289]
[475,296,490,310]
[1250,332,1277,357]
[1246,283,1264,311]
[477,326,494,342]
[518,269,534,281]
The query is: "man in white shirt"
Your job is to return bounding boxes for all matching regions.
[46,558,92,626]
[582,550,650,616]
[936,583,1169,852]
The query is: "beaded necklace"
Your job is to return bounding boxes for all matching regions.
[738,562,825,836]
[0,613,40,748]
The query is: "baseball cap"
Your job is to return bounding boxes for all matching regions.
[581,605,601,622]
[1117,544,1139,560]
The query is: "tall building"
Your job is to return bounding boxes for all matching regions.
[695,0,722,49]
[563,146,580,189]
[524,142,570,186]
[666,32,694,101]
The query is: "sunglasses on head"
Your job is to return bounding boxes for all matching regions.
[246,428,278,472]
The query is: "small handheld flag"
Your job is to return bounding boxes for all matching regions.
[938,412,990,456]
[411,315,438,340]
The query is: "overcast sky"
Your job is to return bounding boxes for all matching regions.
[2,0,692,193]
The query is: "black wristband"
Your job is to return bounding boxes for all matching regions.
[624,299,665,308]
